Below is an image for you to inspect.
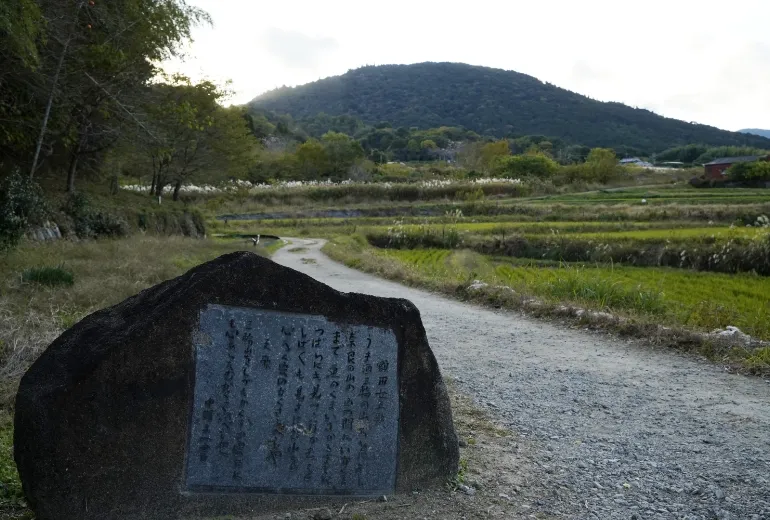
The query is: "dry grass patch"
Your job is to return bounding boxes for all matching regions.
[0,236,251,409]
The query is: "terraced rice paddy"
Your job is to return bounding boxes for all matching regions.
[214,184,770,349]
[515,188,770,206]
[375,247,770,341]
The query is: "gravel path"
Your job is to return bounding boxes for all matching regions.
[273,239,770,520]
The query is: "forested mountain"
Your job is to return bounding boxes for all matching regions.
[249,63,770,154]
[740,129,770,139]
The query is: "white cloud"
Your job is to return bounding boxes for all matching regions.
[162,0,770,131]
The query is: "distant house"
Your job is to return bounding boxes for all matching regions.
[703,155,770,179]
[619,157,654,168]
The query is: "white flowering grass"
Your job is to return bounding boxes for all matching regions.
[122,177,524,195]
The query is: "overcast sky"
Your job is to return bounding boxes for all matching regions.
[162,0,770,132]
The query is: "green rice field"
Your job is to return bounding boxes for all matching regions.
[376,247,770,341]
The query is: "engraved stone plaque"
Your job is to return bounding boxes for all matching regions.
[185,304,399,495]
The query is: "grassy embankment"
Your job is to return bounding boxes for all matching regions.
[0,236,267,516]
[38,181,208,239]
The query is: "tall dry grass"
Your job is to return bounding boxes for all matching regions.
[0,236,251,409]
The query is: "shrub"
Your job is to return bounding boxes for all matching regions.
[21,266,75,287]
[493,154,559,178]
[375,162,413,178]
[585,148,621,182]
[727,160,770,181]
[0,170,48,251]
[64,193,130,239]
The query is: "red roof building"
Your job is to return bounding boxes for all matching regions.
[703,155,770,180]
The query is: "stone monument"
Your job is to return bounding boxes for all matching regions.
[14,252,458,520]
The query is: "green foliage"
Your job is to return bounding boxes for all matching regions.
[535,266,666,314]
[657,144,711,164]
[454,457,469,485]
[22,266,75,287]
[0,171,47,251]
[693,146,769,165]
[247,109,721,182]
[294,112,367,138]
[745,347,770,370]
[371,245,770,341]
[0,421,24,506]
[76,211,131,239]
[727,160,770,181]
[295,140,329,180]
[493,154,559,178]
[119,76,259,199]
[369,224,770,276]
[0,0,211,189]
[585,148,619,182]
[321,131,365,176]
[249,129,370,182]
[245,113,276,139]
[64,193,129,239]
[250,62,770,154]
[480,140,510,171]
[0,0,42,67]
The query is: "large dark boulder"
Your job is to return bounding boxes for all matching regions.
[14,252,458,520]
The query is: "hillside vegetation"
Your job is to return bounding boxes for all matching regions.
[250,62,770,154]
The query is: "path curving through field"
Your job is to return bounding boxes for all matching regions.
[273,239,770,520]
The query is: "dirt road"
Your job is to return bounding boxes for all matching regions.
[273,239,770,520]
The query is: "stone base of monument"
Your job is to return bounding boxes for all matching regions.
[14,252,458,520]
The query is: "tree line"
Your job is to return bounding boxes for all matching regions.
[242,110,624,184]
[656,144,770,165]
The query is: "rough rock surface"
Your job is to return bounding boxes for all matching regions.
[14,251,457,520]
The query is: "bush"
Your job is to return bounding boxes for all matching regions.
[0,171,48,251]
[21,266,75,287]
[64,193,130,239]
[585,148,619,182]
[77,211,130,238]
[493,154,559,178]
[727,161,770,181]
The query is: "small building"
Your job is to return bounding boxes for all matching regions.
[703,155,770,179]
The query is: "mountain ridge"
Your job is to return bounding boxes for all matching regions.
[740,128,770,139]
[249,62,770,154]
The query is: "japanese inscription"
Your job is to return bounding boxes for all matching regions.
[185,305,399,495]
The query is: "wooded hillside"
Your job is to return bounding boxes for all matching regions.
[250,62,770,154]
